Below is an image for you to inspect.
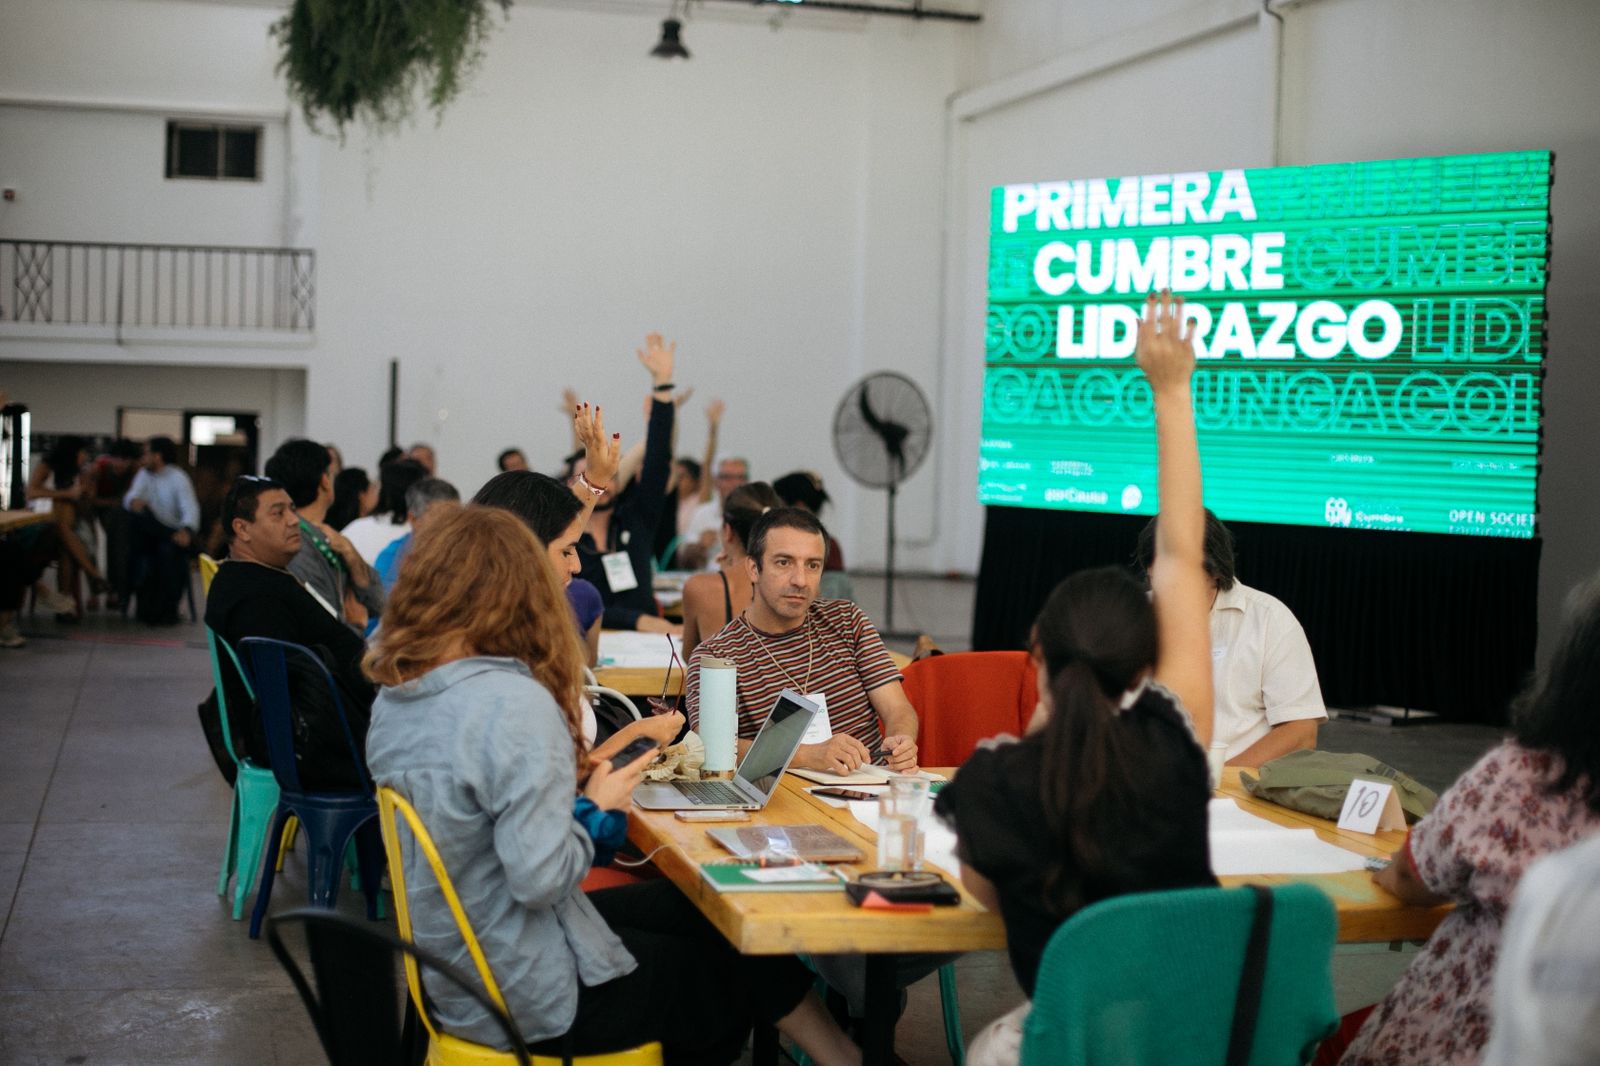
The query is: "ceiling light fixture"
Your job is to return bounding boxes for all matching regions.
[651,5,691,60]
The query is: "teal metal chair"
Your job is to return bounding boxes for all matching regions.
[1021,884,1338,1066]
[208,626,284,920]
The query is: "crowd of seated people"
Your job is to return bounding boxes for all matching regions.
[13,315,1595,1066]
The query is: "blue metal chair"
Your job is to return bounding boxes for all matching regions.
[240,637,385,940]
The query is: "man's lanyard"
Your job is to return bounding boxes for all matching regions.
[298,519,347,575]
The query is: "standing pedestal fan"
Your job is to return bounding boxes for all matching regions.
[832,371,933,637]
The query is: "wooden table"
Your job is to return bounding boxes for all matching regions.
[1218,768,1452,943]
[0,510,51,534]
[596,647,913,700]
[629,770,1000,1065]
[630,766,1449,1062]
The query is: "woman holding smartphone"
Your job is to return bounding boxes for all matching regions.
[364,507,859,1065]
[935,291,1219,1066]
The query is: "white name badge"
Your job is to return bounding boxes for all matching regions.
[601,551,638,593]
[800,692,833,745]
[1337,777,1407,835]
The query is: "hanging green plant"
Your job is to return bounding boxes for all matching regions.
[273,0,512,135]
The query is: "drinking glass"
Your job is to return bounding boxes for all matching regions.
[876,791,925,872]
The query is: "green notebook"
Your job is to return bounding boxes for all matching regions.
[698,861,846,893]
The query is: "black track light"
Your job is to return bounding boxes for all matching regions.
[650,18,690,59]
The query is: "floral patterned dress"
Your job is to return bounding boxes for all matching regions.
[1340,741,1600,1065]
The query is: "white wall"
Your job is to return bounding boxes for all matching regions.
[5,0,1596,647]
[0,359,306,459]
[0,0,291,247]
[1,0,971,572]
[949,0,1600,657]
[302,3,969,562]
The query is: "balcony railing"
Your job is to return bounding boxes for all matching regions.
[0,239,315,333]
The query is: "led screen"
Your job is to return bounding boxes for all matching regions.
[978,151,1551,537]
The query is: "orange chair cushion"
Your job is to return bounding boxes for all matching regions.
[899,651,1037,767]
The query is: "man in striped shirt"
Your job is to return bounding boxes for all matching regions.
[685,507,920,774]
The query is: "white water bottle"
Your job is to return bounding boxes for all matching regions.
[698,656,738,775]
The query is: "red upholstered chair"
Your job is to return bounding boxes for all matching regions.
[581,866,644,892]
[899,650,1039,767]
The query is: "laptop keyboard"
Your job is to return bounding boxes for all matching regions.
[677,780,747,806]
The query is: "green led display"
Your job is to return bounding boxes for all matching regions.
[979,151,1552,538]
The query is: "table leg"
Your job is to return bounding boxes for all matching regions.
[861,955,898,1066]
[752,1020,780,1066]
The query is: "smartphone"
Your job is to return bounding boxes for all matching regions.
[609,737,660,771]
[674,810,751,822]
[810,787,879,802]
[1364,856,1391,873]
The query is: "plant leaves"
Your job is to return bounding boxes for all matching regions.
[274,0,512,137]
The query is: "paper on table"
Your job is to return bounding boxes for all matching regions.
[1207,798,1371,876]
[597,631,683,669]
[848,801,962,879]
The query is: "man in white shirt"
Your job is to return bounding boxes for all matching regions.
[123,436,201,625]
[1138,510,1324,766]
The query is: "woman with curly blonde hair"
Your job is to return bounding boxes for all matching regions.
[364,506,859,1065]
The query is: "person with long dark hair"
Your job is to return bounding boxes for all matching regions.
[474,401,623,667]
[363,507,861,1065]
[934,291,1218,1066]
[342,457,426,565]
[1336,577,1600,1065]
[325,466,378,531]
[26,435,109,618]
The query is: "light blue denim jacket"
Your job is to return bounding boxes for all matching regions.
[366,657,636,1046]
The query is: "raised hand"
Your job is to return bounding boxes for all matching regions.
[573,402,621,489]
[636,332,676,387]
[1136,289,1197,393]
[671,386,696,409]
[706,397,725,427]
[559,386,579,418]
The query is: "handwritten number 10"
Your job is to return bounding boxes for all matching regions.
[1352,785,1380,818]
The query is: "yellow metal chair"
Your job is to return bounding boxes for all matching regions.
[376,786,663,1066]
[199,552,220,594]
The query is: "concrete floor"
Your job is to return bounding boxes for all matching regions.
[0,576,1505,1065]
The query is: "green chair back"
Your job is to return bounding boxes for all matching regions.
[1022,884,1337,1066]
[208,625,282,920]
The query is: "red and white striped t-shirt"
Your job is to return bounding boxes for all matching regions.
[685,598,902,747]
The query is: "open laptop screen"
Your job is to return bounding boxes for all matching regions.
[735,691,817,798]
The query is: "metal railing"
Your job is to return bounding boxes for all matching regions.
[0,239,315,332]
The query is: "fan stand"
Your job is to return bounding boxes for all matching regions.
[879,464,917,641]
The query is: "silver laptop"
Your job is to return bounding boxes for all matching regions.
[632,689,820,810]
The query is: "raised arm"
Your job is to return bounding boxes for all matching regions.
[698,399,724,504]
[632,333,677,532]
[569,402,621,526]
[1138,290,1213,747]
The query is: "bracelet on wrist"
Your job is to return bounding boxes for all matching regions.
[651,382,674,393]
[576,472,607,497]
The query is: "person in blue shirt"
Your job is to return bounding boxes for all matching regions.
[122,436,201,625]
[373,477,461,590]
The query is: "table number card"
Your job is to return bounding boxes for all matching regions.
[1337,778,1406,834]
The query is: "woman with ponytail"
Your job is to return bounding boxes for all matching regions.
[935,291,1219,1066]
